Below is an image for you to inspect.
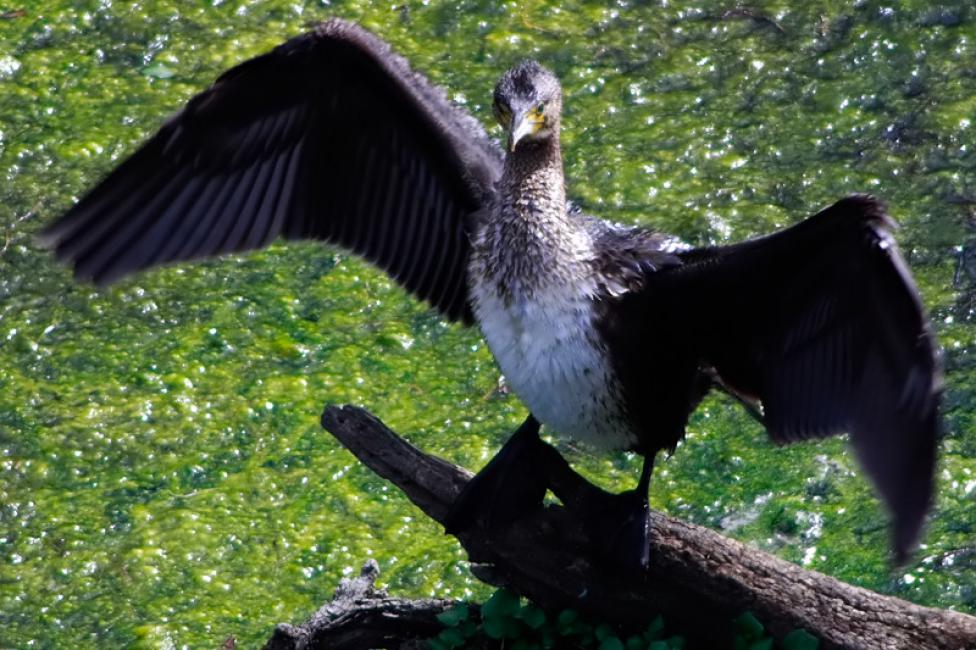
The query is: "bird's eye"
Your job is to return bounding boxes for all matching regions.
[535,102,546,115]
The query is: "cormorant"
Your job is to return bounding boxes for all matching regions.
[39,19,941,568]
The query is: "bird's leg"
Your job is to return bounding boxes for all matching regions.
[445,416,655,570]
[444,415,548,534]
[541,446,655,571]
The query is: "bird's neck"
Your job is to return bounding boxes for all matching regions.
[475,137,592,302]
[499,139,567,224]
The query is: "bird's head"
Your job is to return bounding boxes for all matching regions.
[493,60,562,153]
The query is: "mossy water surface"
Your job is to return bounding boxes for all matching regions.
[2,1,975,647]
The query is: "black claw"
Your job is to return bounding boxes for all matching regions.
[444,415,547,535]
[543,450,656,571]
[573,487,653,571]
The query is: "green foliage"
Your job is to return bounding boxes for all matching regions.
[430,589,685,649]
[782,629,820,650]
[734,611,766,647]
[733,611,819,650]
[435,603,471,627]
[431,592,820,649]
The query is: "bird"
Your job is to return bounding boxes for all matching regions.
[38,18,941,568]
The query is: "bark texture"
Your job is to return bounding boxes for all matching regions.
[266,404,976,650]
[263,559,456,650]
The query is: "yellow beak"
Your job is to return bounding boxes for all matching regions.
[508,110,543,152]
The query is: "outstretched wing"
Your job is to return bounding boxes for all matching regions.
[654,196,941,560]
[38,19,503,323]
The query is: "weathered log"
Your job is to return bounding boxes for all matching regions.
[268,404,976,649]
[263,559,457,650]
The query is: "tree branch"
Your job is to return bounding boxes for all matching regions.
[269,404,976,649]
[263,559,457,650]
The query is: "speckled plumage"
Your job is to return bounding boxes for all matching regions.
[470,63,685,451]
[470,139,635,449]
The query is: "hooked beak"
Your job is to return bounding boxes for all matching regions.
[508,109,543,152]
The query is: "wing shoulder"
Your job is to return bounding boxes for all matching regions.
[580,213,683,296]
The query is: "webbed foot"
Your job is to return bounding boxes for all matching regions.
[444,415,547,534]
[542,448,656,571]
[576,486,652,571]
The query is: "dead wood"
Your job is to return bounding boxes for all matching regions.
[265,405,976,650]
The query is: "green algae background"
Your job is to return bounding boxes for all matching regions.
[1,0,975,646]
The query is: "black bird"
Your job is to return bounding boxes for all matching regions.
[39,19,941,567]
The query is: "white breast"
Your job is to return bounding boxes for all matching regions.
[471,277,636,450]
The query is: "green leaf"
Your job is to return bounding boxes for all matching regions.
[782,629,819,650]
[598,637,625,650]
[436,604,470,627]
[595,623,615,641]
[649,642,670,650]
[482,616,506,640]
[667,636,686,649]
[557,609,578,628]
[625,634,645,650]
[427,637,448,650]
[458,620,477,637]
[438,627,465,647]
[483,615,522,640]
[644,615,664,640]
[556,608,580,635]
[734,612,765,640]
[505,618,525,639]
[519,603,547,630]
[747,639,773,650]
[482,589,521,621]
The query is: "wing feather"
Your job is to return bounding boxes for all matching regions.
[39,19,501,323]
[641,195,940,559]
[173,173,240,261]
